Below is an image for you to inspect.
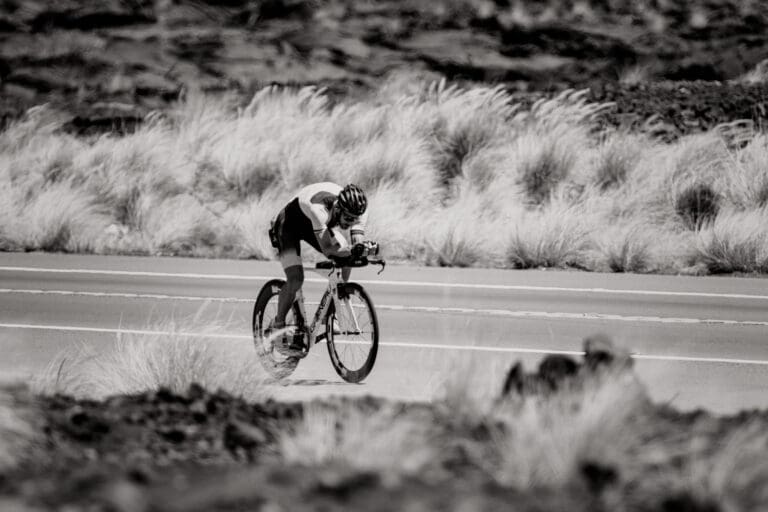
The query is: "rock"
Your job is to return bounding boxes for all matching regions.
[583,333,633,371]
[223,419,268,457]
[500,361,524,397]
[157,427,186,444]
[660,492,720,512]
[538,354,579,389]
[314,467,380,498]
[580,460,619,494]
[64,407,110,442]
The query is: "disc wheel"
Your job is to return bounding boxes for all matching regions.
[253,279,304,380]
[325,282,379,383]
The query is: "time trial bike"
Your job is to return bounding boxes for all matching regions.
[252,254,385,383]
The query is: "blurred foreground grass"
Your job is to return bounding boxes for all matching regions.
[3,327,766,512]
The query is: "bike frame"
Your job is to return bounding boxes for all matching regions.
[295,266,362,347]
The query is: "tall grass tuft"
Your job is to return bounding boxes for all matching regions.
[675,183,720,230]
[688,421,768,512]
[506,199,593,269]
[433,345,650,491]
[515,132,577,205]
[33,312,267,401]
[593,133,646,191]
[694,207,768,274]
[490,370,646,489]
[512,89,607,205]
[719,133,768,209]
[11,181,114,252]
[278,401,436,477]
[590,220,655,273]
[422,184,509,267]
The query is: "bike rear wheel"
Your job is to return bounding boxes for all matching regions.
[253,279,304,380]
[325,282,379,383]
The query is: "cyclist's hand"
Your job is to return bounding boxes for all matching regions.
[351,243,366,259]
[352,241,379,258]
[365,241,380,257]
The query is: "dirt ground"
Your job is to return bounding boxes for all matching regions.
[1,0,767,135]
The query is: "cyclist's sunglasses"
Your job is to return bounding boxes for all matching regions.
[339,211,360,224]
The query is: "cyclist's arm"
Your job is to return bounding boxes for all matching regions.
[350,229,364,245]
[349,211,367,245]
[315,228,351,258]
[300,198,351,258]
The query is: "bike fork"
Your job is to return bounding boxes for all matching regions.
[342,297,362,334]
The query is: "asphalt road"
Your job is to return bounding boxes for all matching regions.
[1,252,766,414]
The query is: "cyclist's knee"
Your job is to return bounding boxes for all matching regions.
[284,265,304,292]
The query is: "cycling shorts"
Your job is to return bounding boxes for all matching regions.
[272,198,322,268]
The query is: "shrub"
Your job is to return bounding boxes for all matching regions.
[719,133,768,209]
[516,136,576,205]
[675,183,720,230]
[491,371,645,489]
[694,207,768,274]
[594,134,645,190]
[506,200,592,269]
[591,221,654,273]
[14,182,114,252]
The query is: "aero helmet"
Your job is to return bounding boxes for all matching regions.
[337,184,367,216]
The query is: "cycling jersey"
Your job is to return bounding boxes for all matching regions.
[296,182,367,238]
[271,182,367,267]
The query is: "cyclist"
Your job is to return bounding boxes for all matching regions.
[268,182,374,352]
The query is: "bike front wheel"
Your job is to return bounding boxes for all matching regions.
[325,282,379,383]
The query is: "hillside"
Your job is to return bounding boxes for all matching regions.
[1,0,768,135]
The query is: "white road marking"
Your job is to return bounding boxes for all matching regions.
[0,288,255,303]
[2,265,768,300]
[2,322,768,366]
[2,288,767,327]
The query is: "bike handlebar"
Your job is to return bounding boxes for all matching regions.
[316,256,386,274]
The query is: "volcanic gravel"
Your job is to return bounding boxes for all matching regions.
[1,0,767,135]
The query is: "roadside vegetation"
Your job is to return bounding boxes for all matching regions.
[2,79,766,274]
[32,316,268,401]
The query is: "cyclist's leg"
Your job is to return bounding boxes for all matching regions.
[273,201,305,328]
[275,258,303,327]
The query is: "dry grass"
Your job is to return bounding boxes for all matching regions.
[589,219,655,273]
[32,310,268,401]
[737,59,768,85]
[274,350,652,490]
[278,401,436,478]
[689,421,768,511]
[0,385,40,472]
[2,78,768,274]
[694,207,768,273]
[507,198,593,269]
[489,370,646,488]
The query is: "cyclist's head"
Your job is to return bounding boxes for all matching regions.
[337,184,367,217]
